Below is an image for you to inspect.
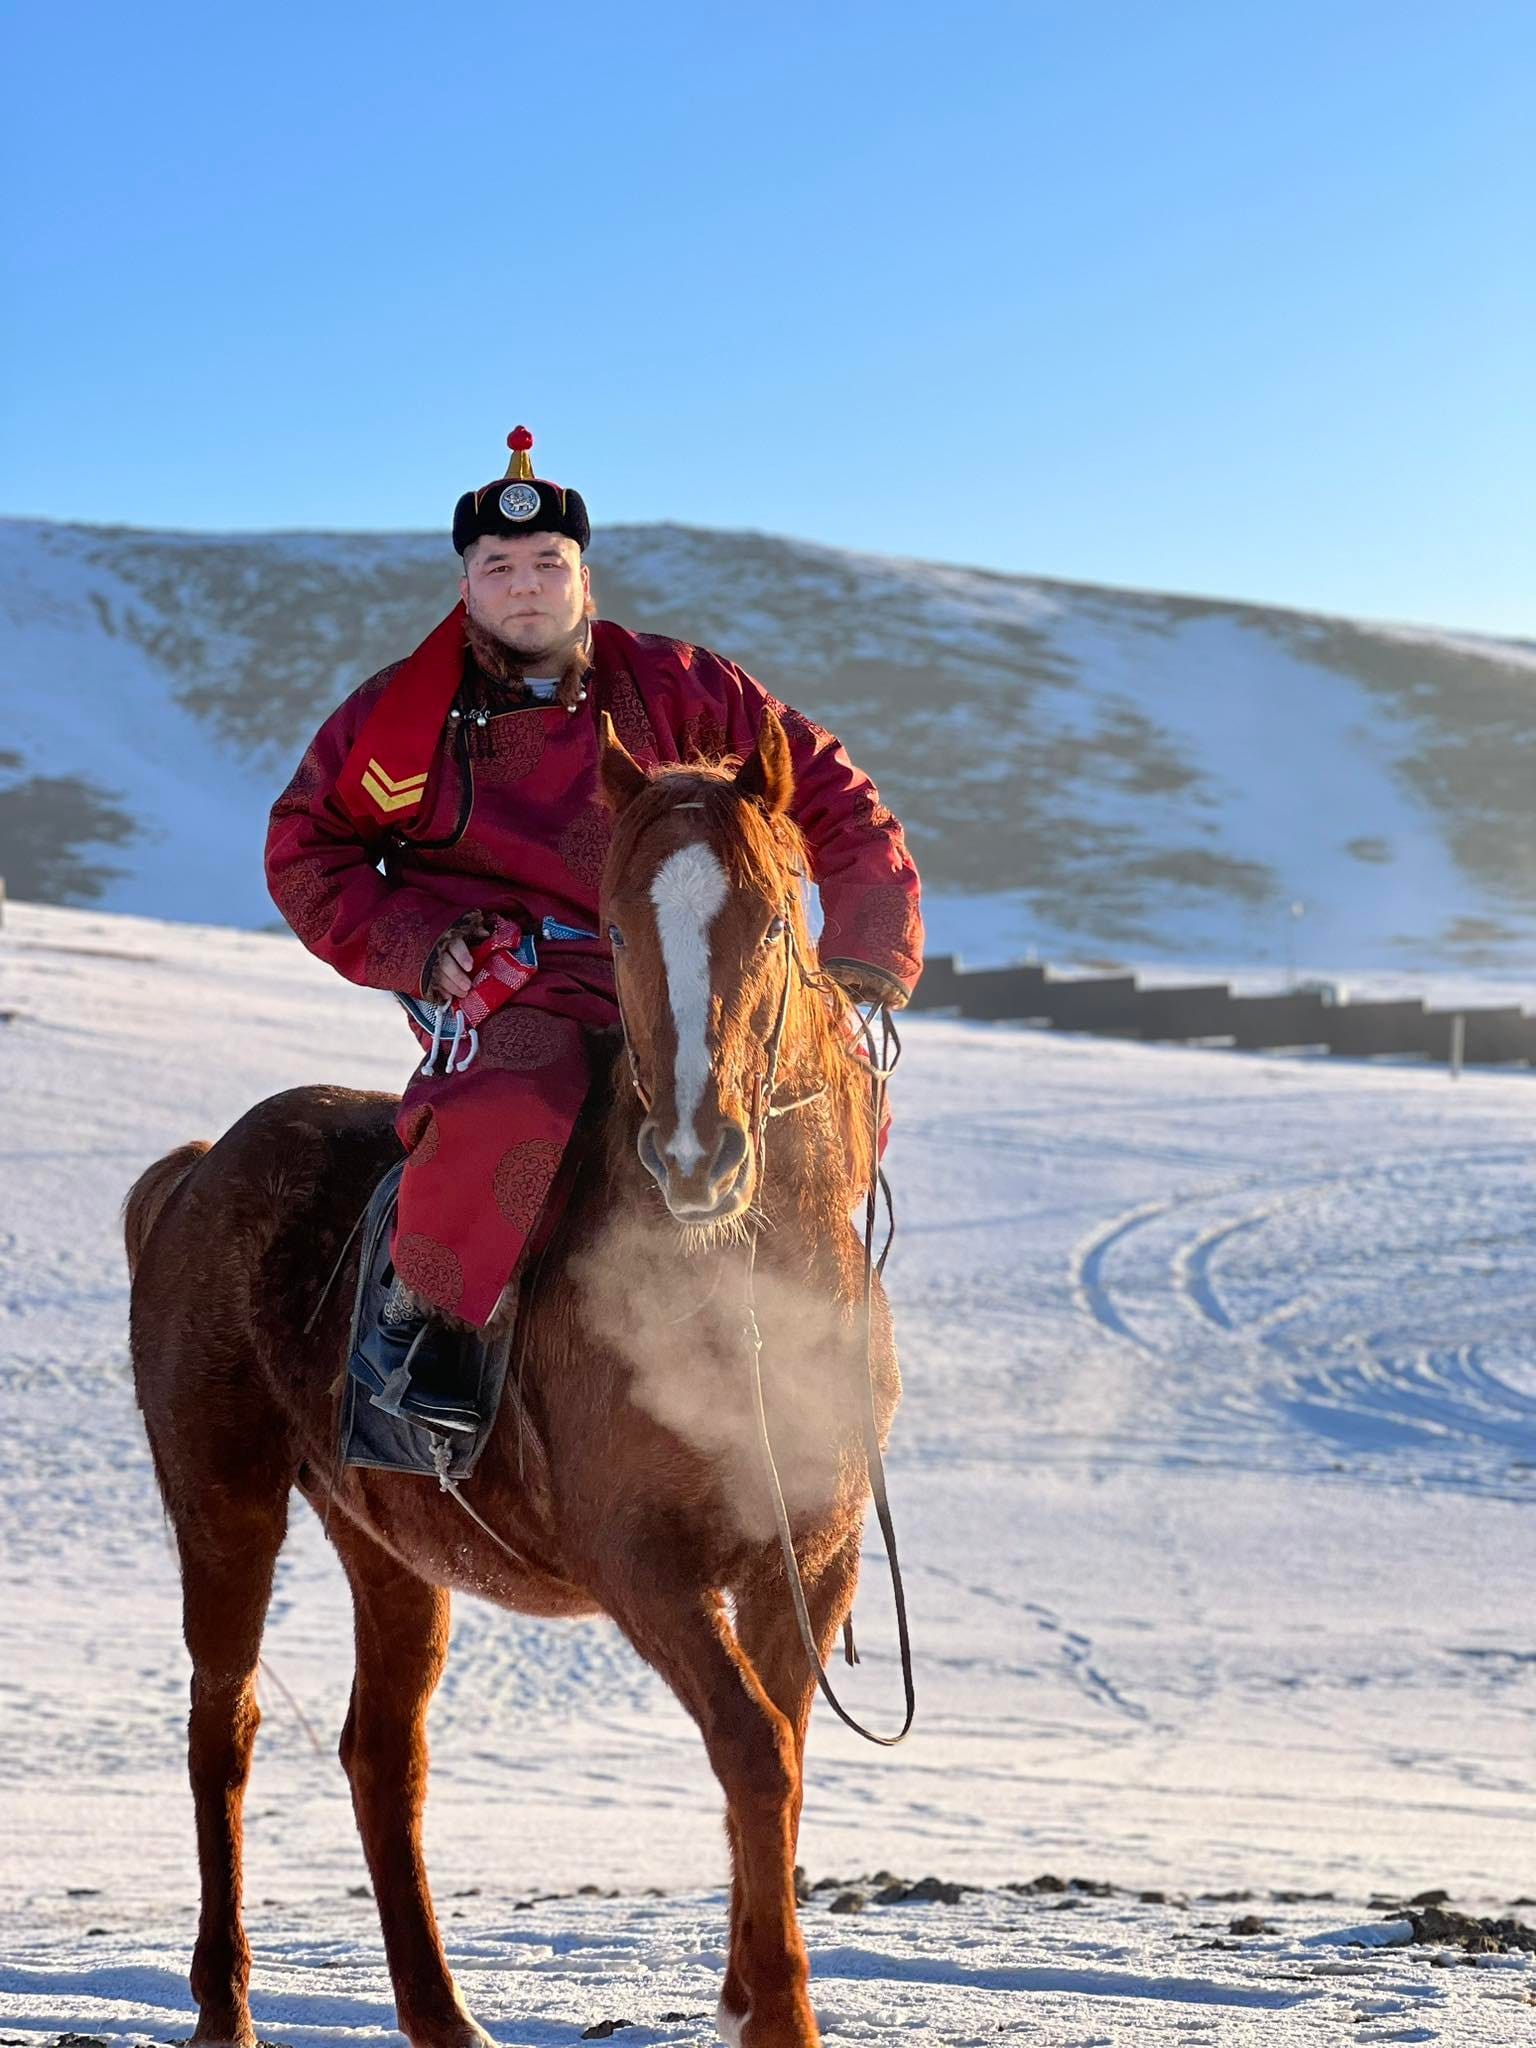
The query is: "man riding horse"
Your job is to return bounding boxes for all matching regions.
[265,428,922,1435]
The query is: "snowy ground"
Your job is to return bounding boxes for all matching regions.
[1,902,1532,2044]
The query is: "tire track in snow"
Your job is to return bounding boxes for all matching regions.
[1072,1145,1536,1493]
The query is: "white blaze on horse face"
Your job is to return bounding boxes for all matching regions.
[650,841,729,1174]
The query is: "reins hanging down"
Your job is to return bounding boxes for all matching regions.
[741,928,914,1745]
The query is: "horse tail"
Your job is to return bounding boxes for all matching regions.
[123,1141,210,1279]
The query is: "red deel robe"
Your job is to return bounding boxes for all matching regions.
[266,611,922,1324]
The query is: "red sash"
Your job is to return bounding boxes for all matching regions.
[335,603,469,833]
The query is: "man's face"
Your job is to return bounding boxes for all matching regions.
[460,532,591,660]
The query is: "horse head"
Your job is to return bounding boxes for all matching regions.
[599,708,851,1228]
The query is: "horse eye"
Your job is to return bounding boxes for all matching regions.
[608,923,625,949]
[762,914,786,946]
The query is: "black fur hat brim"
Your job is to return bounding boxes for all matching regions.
[453,478,590,555]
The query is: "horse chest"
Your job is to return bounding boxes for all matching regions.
[568,1222,860,1548]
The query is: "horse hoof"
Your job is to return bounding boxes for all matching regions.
[404,2023,495,2048]
[718,1995,821,2047]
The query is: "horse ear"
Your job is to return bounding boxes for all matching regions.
[598,712,649,813]
[734,707,794,816]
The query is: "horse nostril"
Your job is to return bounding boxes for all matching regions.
[637,1122,667,1188]
[709,1123,749,1193]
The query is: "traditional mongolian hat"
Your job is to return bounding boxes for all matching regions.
[452,426,591,556]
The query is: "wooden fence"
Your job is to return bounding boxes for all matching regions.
[909,956,1536,1067]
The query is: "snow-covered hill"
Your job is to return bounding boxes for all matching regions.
[7,517,1536,971]
[1,902,1532,2043]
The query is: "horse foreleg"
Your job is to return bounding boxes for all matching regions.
[177,1498,290,2048]
[720,1536,862,2043]
[619,1587,818,2048]
[329,1517,488,2048]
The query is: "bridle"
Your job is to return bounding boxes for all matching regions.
[613,889,916,1747]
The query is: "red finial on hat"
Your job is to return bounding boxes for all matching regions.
[504,425,536,481]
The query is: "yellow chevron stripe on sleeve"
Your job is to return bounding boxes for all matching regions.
[365,757,430,796]
[361,769,426,814]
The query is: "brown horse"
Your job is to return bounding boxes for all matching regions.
[126,709,899,2048]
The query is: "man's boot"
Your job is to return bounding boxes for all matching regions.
[349,1273,484,1437]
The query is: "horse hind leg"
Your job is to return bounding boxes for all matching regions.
[174,1489,291,2047]
[327,1515,489,2048]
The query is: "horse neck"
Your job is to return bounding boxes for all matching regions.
[767,972,871,1204]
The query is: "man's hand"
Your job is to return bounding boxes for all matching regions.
[423,910,492,1004]
[824,957,910,1011]
[432,935,476,1002]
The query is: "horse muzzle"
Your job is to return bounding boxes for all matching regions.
[637,1118,754,1221]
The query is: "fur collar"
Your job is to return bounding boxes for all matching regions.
[462,613,592,713]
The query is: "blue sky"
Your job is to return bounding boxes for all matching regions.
[4,2,1531,634]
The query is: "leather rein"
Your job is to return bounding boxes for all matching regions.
[614,905,917,1747]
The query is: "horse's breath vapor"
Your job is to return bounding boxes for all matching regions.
[570,1212,862,1544]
